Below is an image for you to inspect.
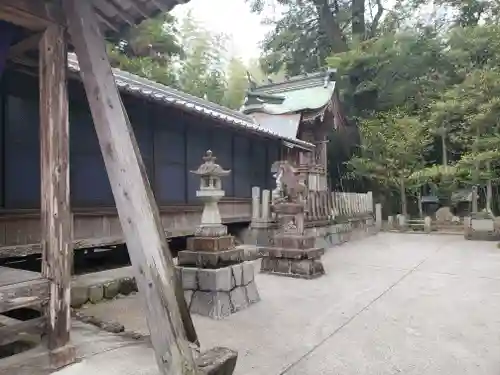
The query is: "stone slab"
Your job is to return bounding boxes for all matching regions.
[273,234,316,249]
[178,248,244,267]
[471,218,495,231]
[260,257,325,279]
[259,246,324,260]
[187,235,235,252]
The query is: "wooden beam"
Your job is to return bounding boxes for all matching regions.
[8,33,42,58]
[0,0,62,30]
[0,316,45,346]
[0,279,49,314]
[39,23,75,369]
[99,0,135,26]
[63,1,198,374]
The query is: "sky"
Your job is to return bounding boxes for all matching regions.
[171,0,273,63]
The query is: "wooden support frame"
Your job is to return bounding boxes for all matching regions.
[39,23,75,368]
[63,0,198,374]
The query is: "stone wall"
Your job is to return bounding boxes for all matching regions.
[243,215,377,248]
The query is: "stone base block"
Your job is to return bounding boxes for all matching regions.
[196,347,237,375]
[259,246,324,260]
[187,235,235,252]
[260,256,325,279]
[179,262,260,319]
[178,248,244,268]
[195,224,228,237]
[273,234,315,249]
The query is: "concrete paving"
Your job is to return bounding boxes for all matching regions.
[56,233,500,375]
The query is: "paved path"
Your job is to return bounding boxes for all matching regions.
[58,233,500,375]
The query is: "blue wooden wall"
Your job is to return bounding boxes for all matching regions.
[0,70,280,209]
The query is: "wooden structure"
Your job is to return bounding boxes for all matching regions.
[0,41,313,261]
[242,70,355,192]
[0,0,314,373]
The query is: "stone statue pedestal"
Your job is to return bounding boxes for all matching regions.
[260,202,326,279]
[176,151,260,319]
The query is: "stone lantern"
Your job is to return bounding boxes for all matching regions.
[191,150,231,237]
[177,150,260,319]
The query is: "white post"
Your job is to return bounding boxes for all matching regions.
[261,189,271,221]
[424,216,432,233]
[252,186,261,222]
[388,215,394,230]
[375,203,382,230]
[367,191,373,213]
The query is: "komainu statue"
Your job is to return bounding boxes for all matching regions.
[271,161,307,204]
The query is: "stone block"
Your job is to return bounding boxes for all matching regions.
[273,234,315,249]
[190,291,232,319]
[178,248,244,268]
[245,281,260,304]
[231,263,243,286]
[196,347,238,375]
[187,236,234,252]
[88,285,104,304]
[198,267,234,292]
[119,277,138,295]
[241,262,254,285]
[71,285,89,307]
[276,259,291,274]
[103,280,120,299]
[181,267,198,290]
[229,286,248,312]
[195,224,228,237]
[290,259,312,276]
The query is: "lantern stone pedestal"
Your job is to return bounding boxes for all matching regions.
[260,201,326,279]
[177,151,260,319]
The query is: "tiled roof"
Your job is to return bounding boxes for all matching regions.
[67,53,314,151]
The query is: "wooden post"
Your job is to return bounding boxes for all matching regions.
[39,24,75,368]
[63,1,198,374]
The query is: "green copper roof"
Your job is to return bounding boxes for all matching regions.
[242,70,337,116]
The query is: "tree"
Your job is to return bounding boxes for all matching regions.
[247,0,387,74]
[222,57,249,110]
[347,112,432,215]
[177,11,229,103]
[107,13,183,87]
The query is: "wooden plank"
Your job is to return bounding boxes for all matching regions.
[0,316,45,346]
[39,23,75,368]
[63,1,199,374]
[0,278,49,314]
[0,267,41,285]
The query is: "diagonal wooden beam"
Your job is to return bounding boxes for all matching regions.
[62,1,198,374]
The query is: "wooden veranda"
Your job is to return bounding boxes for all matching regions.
[0,0,200,374]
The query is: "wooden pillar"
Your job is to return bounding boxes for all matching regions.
[39,24,75,368]
[63,1,198,374]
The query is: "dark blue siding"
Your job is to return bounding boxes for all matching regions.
[233,135,251,197]
[70,104,114,206]
[4,95,40,208]
[0,70,282,209]
[153,107,187,204]
[186,119,212,202]
[211,126,233,197]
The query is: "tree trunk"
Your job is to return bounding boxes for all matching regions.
[441,132,448,166]
[418,191,423,218]
[351,0,366,41]
[400,178,407,217]
[486,161,492,213]
[313,0,349,53]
